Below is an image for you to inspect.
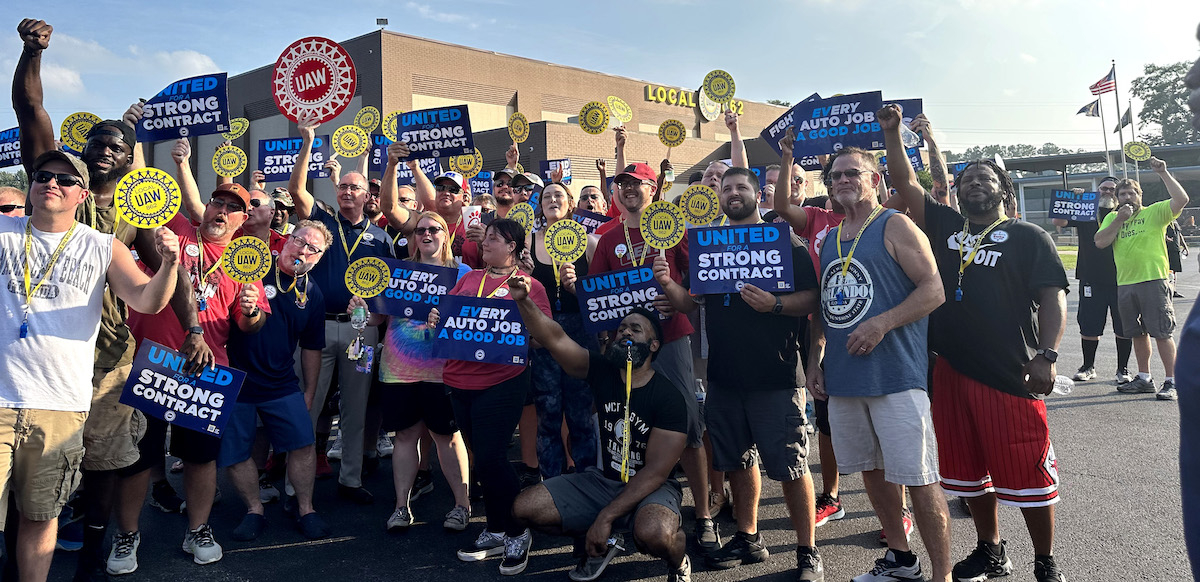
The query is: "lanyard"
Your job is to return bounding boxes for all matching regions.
[622,223,649,267]
[835,205,883,280]
[620,351,633,483]
[193,232,222,294]
[21,221,79,338]
[275,261,307,306]
[447,217,462,253]
[476,267,519,298]
[337,215,370,258]
[955,215,1007,301]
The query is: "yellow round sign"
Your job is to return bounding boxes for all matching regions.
[60,112,100,153]
[355,107,381,133]
[545,219,588,264]
[345,257,390,299]
[661,181,673,193]
[212,145,248,178]
[606,96,633,124]
[1124,141,1152,162]
[702,70,736,104]
[221,117,249,140]
[508,112,529,144]
[383,110,405,142]
[114,168,182,229]
[220,236,272,284]
[658,120,687,148]
[449,148,484,179]
[333,125,370,158]
[681,185,720,225]
[508,202,536,233]
[579,102,610,135]
[698,89,722,122]
[639,200,686,250]
[515,162,525,175]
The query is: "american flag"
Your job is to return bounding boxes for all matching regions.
[1090,67,1116,95]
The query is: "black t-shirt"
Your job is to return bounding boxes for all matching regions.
[1068,206,1116,285]
[588,351,689,482]
[924,197,1069,398]
[384,225,411,260]
[704,241,819,391]
[531,237,589,314]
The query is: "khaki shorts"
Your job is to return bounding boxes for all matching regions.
[0,408,88,524]
[1117,279,1176,339]
[82,364,145,471]
[828,389,940,487]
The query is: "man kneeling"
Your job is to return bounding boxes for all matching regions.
[510,276,691,582]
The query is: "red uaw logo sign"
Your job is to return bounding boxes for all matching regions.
[273,37,357,123]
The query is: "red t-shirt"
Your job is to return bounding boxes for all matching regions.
[441,269,552,390]
[590,223,693,343]
[796,206,844,278]
[129,214,272,367]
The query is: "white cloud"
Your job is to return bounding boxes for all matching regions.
[40,63,84,95]
[405,2,473,26]
[1019,53,1037,64]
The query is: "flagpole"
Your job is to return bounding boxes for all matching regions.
[1112,60,1129,179]
[1096,98,1114,176]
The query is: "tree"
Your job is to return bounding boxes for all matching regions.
[767,99,791,107]
[0,170,27,191]
[916,169,933,191]
[1131,60,1197,145]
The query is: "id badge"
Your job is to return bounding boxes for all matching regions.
[355,345,374,374]
[1083,285,1092,298]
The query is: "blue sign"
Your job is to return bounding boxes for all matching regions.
[432,295,529,366]
[539,159,572,185]
[688,222,795,295]
[1049,189,1098,222]
[370,134,442,185]
[258,135,330,182]
[880,147,926,181]
[394,105,474,160]
[788,91,884,157]
[572,209,612,234]
[0,127,19,169]
[119,340,245,437]
[136,73,230,142]
[470,177,493,197]
[760,93,820,156]
[948,161,970,177]
[574,266,665,334]
[368,258,461,320]
[883,98,924,148]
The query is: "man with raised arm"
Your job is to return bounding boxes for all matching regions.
[909,114,953,208]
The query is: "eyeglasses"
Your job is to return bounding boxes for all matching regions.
[0,204,22,213]
[288,236,324,254]
[435,184,461,194]
[207,198,246,213]
[397,197,416,206]
[32,170,84,188]
[494,179,512,188]
[336,183,365,193]
[615,179,651,190]
[517,184,536,192]
[826,169,873,182]
[414,226,445,236]
[249,198,273,209]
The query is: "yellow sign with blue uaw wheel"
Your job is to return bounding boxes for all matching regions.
[640,200,686,251]
[681,185,720,225]
[333,125,370,158]
[212,145,247,178]
[658,119,687,148]
[546,219,588,264]
[449,148,484,179]
[702,70,736,104]
[355,107,381,133]
[606,96,633,124]
[1124,141,1152,162]
[115,168,182,229]
[508,112,530,144]
[345,257,390,298]
[579,102,610,135]
[60,112,101,152]
[508,202,536,233]
[221,117,249,140]
[220,236,272,284]
[383,110,404,142]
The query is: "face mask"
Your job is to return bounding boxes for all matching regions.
[604,339,652,369]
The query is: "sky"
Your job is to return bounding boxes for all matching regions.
[2,0,1199,156]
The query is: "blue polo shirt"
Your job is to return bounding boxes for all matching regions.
[307,205,392,313]
[228,259,326,403]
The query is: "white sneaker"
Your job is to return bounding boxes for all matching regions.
[182,524,223,565]
[386,506,413,532]
[327,435,343,461]
[852,550,924,582]
[377,435,395,457]
[106,531,140,575]
[259,480,280,504]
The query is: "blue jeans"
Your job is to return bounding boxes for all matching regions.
[531,313,599,478]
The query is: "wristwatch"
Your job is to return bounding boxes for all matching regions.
[246,308,261,318]
[771,296,783,315]
[1035,348,1058,363]
[186,326,204,336]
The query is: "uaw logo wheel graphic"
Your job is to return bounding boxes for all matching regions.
[355,107,381,133]
[115,168,182,229]
[221,237,271,284]
[579,102,610,135]
[821,259,874,329]
[474,349,486,361]
[273,36,357,123]
[60,112,100,152]
[546,219,588,264]
[333,125,369,158]
[606,96,633,124]
[658,119,686,148]
[222,117,249,140]
[681,185,719,225]
[702,69,736,104]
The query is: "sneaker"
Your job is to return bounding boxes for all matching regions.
[377,435,395,457]
[386,506,414,532]
[952,540,1013,582]
[853,549,923,582]
[337,484,375,505]
[668,554,691,582]
[259,479,280,504]
[1071,366,1096,381]
[707,485,731,518]
[231,513,267,542]
[1118,375,1156,394]
[1033,555,1066,582]
[297,512,331,540]
[327,435,343,461]
[499,529,532,575]
[56,517,83,551]
[181,524,223,565]
[444,505,471,531]
[1115,369,1134,386]
[693,517,720,552]
[411,469,435,502]
[878,509,913,546]
[814,493,845,527]
[568,533,621,581]
[797,546,824,582]
[315,453,335,479]
[149,480,184,513]
[106,531,140,575]
[706,531,768,569]
[1157,379,1178,401]
[458,530,506,561]
[517,464,542,490]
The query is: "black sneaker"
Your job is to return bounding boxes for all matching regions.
[149,480,183,513]
[498,529,532,576]
[337,484,375,505]
[705,531,768,569]
[1118,375,1156,394]
[796,546,824,582]
[411,469,435,502]
[693,518,720,552]
[1157,379,1178,401]
[517,464,542,490]
[1033,555,1066,582]
[458,529,506,561]
[952,540,1013,582]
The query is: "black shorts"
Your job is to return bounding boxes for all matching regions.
[1077,282,1126,338]
[380,382,458,435]
[813,398,831,436]
[121,416,221,475]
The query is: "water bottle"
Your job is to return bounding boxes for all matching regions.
[900,123,921,148]
[694,378,706,404]
[1052,375,1074,395]
[351,305,368,330]
[662,167,675,186]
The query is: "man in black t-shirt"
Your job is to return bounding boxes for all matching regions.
[509,278,692,582]
[1051,179,1133,384]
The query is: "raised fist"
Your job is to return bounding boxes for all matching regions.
[17,19,52,52]
[876,104,902,131]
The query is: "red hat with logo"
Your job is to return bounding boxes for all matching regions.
[434,171,469,193]
[210,182,251,208]
[615,162,658,184]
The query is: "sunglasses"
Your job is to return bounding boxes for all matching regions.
[516,184,536,192]
[207,198,246,213]
[495,179,512,187]
[825,168,873,182]
[414,226,445,236]
[435,184,461,194]
[249,198,273,209]
[32,170,84,188]
[0,204,22,213]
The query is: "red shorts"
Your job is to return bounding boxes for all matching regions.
[931,357,1059,508]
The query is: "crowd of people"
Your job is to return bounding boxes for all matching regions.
[1,16,1196,582]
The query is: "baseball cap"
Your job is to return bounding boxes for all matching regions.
[210,183,251,208]
[435,171,469,193]
[512,172,544,189]
[368,178,382,188]
[32,150,90,189]
[493,168,518,183]
[615,163,658,185]
[86,121,136,151]
[270,187,295,208]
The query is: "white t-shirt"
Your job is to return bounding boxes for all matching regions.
[0,217,113,411]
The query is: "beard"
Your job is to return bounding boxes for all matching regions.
[724,198,756,221]
[960,191,1004,215]
[87,161,132,191]
[604,340,652,369]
